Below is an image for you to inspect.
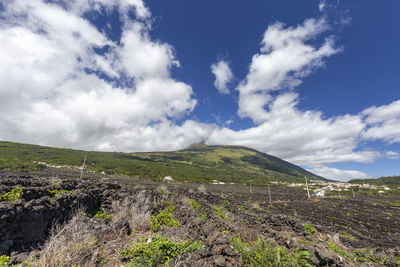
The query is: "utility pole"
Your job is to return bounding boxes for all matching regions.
[352,188,355,198]
[80,154,86,180]
[305,176,310,199]
[268,186,272,205]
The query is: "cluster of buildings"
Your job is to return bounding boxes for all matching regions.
[33,161,105,174]
[286,180,390,197]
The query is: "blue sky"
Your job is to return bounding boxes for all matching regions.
[0,0,399,181]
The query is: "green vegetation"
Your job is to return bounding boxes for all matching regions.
[341,231,355,241]
[151,206,180,232]
[303,224,317,235]
[349,176,400,187]
[212,205,228,220]
[188,198,199,211]
[327,242,354,261]
[0,187,23,202]
[386,201,400,207]
[94,211,112,221]
[120,235,202,266]
[0,141,324,186]
[0,255,10,266]
[48,189,75,197]
[230,237,312,267]
[198,212,207,221]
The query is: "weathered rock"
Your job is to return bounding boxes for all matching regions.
[213,255,226,266]
[315,243,337,266]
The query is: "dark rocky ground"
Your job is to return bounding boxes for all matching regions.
[0,170,399,266]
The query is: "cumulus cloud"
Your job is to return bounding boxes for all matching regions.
[0,0,198,151]
[306,166,370,182]
[236,18,339,123]
[208,93,380,166]
[362,100,400,143]
[210,60,234,94]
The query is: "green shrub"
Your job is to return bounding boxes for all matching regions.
[48,189,75,197]
[94,211,112,221]
[327,242,354,261]
[0,187,23,202]
[230,237,312,267]
[198,212,207,221]
[0,255,10,266]
[189,198,199,211]
[151,206,180,232]
[212,205,228,220]
[120,235,202,266]
[303,224,317,235]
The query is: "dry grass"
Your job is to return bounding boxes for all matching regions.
[198,184,207,194]
[157,184,169,194]
[32,211,98,267]
[112,190,151,232]
[32,191,152,266]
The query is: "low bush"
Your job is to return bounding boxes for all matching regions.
[120,235,202,266]
[327,242,354,261]
[48,189,75,197]
[189,198,199,211]
[0,255,10,266]
[230,237,312,267]
[150,206,180,232]
[0,187,23,202]
[198,212,207,221]
[303,224,317,235]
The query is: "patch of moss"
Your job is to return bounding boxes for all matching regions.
[0,187,23,202]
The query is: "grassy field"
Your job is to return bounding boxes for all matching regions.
[0,141,324,185]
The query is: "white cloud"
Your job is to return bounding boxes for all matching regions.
[306,166,370,182]
[236,18,339,123]
[208,93,380,166]
[210,60,234,94]
[318,1,327,12]
[385,151,400,160]
[0,0,197,151]
[362,100,400,143]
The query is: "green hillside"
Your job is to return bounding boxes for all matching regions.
[0,141,324,185]
[349,176,400,187]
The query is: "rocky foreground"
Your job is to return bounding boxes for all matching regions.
[0,170,399,266]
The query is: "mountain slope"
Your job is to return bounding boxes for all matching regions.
[349,176,400,187]
[0,141,324,185]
